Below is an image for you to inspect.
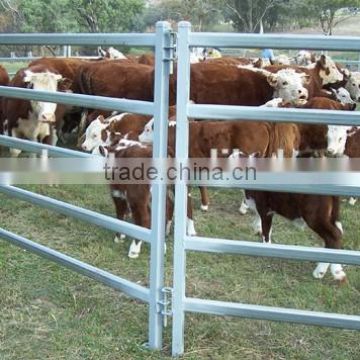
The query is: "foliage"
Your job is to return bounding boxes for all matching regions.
[70,0,145,33]
[300,0,360,35]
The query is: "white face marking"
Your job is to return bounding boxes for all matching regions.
[327,125,352,155]
[107,47,127,59]
[24,70,62,123]
[345,72,360,101]
[295,50,313,66]
[138,118,154,144]
[330,264,346,281]
[318,56,344,85]
[274,54,291,65]
[332,87,355,105]
[268,69,309,103]
[81,117,109,152]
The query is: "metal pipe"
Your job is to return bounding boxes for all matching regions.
[0,227,150,302]
[0,185,151,243]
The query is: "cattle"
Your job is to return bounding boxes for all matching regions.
[139,108,300,211]
[190,62,309,105]
[99,139,196,258]
[345,71,360,102]
[272,54,291,65]
[244,190,346,281]
[98,46,127,59]
[263,55,346,99]
[137,53,155,66]
[0,65,10,134]
[81,112,151,154]
[2,65,69,156]
[295,50,316,66]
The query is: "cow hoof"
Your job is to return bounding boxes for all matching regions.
[238,201,249,215]
[332,270,347,282]
[348,197,357,206]
[128,251,140,259]
[313,269,326,279]
[128,240,141,259]
[114,234,126,243]
[200,204,208,211]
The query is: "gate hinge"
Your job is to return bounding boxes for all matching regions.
[158,286,173,327]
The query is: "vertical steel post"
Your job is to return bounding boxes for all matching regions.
[172,21,191,357]
[148,21,172,350]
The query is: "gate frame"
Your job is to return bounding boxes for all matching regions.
[172,21,360,356]
[0,21,174,351]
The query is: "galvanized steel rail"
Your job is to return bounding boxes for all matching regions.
[172,21,360,356]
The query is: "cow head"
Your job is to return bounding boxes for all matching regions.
[138,118,154,144]
[345,72,360,102]
[267,68,309,103]
[273,54,291,65]
[330,87,356,107]
[23,69,63,123]
[295,50,314,66]
[317,55,344,86]
[81,115,110,152]
[327,125,355,155]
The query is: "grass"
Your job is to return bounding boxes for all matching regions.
[0,184,359,359]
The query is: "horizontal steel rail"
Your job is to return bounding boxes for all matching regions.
[0,33,155,47]
[190,33,360,51]
[0,185,151,243]
[0,135,91,158]
[186,236,360,265]
[188,104,360,126]
[0,227,149,302]
[0,86,154,115]
[184,298,360,330]
[187,183,360,197]
[0,56,40,62]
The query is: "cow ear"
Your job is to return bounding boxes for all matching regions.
[318,54,326,68]
[267,73,278,87]
[253,58,263,68]
[59,77,72,90]
[98,115,105,123]
[301,74,311,84]
[98,145,108,157]
[342,68,350,79]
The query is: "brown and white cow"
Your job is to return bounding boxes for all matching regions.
[0,64,10,134]
[99,139,196,258]
[81,112,151,154]
[2,65,69,156]
[244,190,346,281]
[190,62,309,106]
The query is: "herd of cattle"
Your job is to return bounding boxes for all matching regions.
[0,47,359,282]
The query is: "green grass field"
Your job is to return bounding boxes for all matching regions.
[0,184,359,359]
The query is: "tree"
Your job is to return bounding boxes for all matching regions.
[70,0,145,33]
[223,0,288,33]
[143,0,223,31]
[302,0,360,35]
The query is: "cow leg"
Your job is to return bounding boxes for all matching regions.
[187,191,196,236]
[112,196,129,243]
[306,219,345,281]
[244,196,262,234]
[165,190,174,236]
[199,186,209,211]
[239,199,249,215]
[10,128,22,157]
[260,212,273,244]
[128,199,151,259]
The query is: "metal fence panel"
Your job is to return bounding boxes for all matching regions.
[172,21,360,356]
